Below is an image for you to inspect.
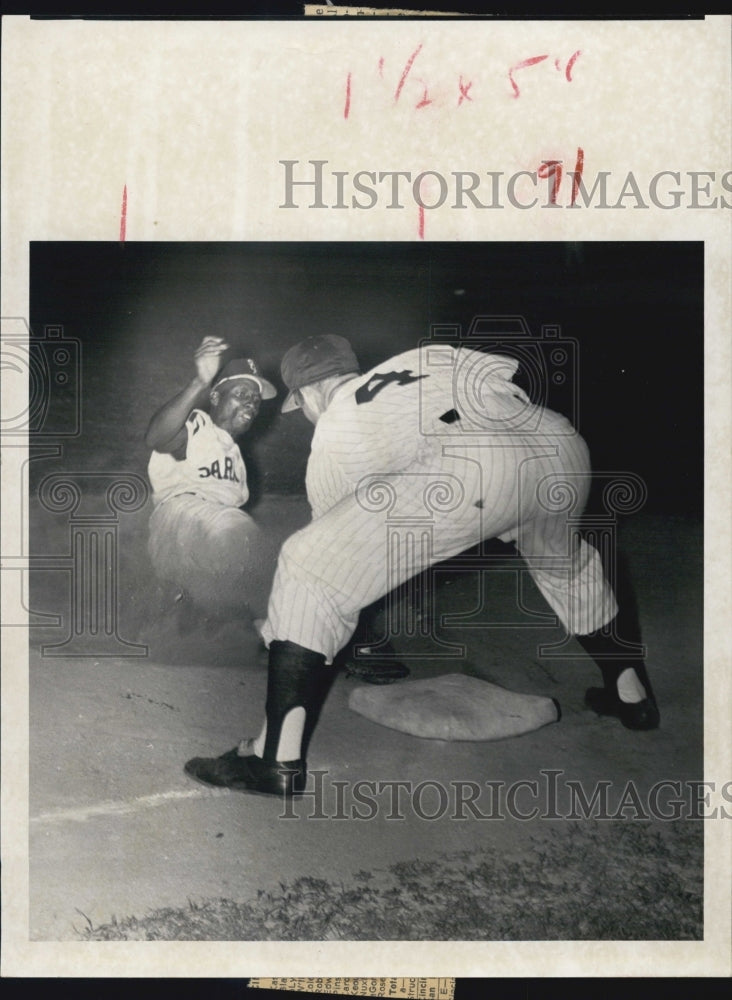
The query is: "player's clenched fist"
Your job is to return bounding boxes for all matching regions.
[194,336,230,385]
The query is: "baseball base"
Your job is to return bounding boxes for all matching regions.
[348,672,561,741]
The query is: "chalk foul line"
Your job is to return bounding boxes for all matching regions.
[31,787,230,826]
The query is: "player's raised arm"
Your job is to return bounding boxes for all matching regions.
[144,337,229,453]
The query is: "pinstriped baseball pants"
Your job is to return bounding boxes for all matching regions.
[260,425,618,663]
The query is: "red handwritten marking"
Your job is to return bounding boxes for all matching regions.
[415,83,433,109]
[554,58,561,71]
[508,54,548,98]
[458,76,473,105]
[120,184,127,242]
[344,72,352,119]
[571,147,585,205]
[565,49,581,82]
[395,43,423,103]
[378,56,384,77]
[538,160,563,204]
[416,171,429,239]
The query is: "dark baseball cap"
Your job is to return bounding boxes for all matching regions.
[280,335,361,413]
[213,358,277,399]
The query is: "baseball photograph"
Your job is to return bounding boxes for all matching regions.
[1,9,730,986]
[24,239,705,944]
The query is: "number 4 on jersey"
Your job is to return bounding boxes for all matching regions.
[355,369,428,405]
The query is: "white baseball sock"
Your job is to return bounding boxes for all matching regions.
[250,721,267,757]
[249,707,306,761]
[616,667,646,704]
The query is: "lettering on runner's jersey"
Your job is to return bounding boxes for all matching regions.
[197,456,240,482]
[355,370,429,405]
[189,412,205,435]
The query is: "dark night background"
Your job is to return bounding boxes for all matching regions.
[29,241,702,517]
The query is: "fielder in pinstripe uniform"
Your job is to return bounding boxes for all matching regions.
[185,334,660,797]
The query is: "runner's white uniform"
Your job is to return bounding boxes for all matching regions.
[261,346,617,662]
[147,409,264,615]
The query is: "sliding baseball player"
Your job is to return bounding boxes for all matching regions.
[145,336,277,622]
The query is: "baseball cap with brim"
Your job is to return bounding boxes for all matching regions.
[213,358,277,399]
[281,335,361,413]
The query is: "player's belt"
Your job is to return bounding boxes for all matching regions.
[157,490,199,506]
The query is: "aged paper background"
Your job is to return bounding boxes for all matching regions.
[1,13,730,978]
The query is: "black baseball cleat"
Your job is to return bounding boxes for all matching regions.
[184,746,306,797]
[585,687,660,731]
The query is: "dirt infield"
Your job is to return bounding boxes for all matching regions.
[26,494,705,943]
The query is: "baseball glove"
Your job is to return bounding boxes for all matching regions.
[344,652,410,685]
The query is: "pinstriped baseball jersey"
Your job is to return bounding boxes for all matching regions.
[147,408,249,508]
[305,347,538,518]
[260,346,617,661]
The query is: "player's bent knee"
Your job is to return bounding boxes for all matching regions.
[276,528,320,577]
